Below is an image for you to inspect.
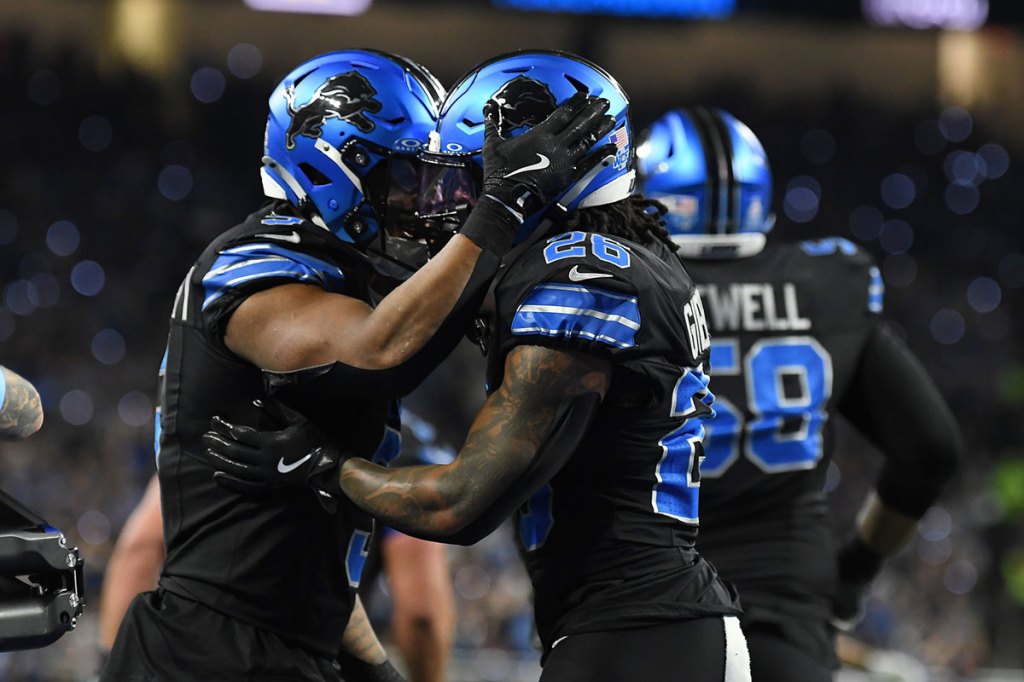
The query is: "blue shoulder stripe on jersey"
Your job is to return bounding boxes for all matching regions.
[511,283,640,350]
[201,242,345,311]
[0,368,7,412]
[868,265,884,313]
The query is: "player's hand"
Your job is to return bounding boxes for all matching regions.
[460,92,617,253]
[200,400,347,511]
[831,578,868,631]
[831,535,885,631]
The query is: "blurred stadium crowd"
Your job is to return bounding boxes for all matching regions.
[0,27,1022,681]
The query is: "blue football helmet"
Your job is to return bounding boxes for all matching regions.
[261,50,445,267]
[637,108,773,252]
[415,50,636,239]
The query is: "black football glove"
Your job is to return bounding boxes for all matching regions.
[200,400,348,512]
[337,650,406,682]
[831,535,885,631]
[460,91,617,255]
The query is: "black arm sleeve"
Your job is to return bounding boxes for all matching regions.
[839,322,962,518]
[264,249,500,400]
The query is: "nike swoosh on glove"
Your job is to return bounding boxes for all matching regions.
[459,91,618,255]
[199,399,349,513]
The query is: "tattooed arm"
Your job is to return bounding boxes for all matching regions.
[338,345,612,542]
[0,366,43,440]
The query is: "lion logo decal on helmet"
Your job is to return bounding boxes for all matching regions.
[489,75,558,137]
[284,70,383,149]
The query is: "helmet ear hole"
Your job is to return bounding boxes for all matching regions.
[299,163,331,187]
[563,74,587,93]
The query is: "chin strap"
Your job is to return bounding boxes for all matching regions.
[672,232,767,260]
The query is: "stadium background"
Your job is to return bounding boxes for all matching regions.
[0,0,1021,679]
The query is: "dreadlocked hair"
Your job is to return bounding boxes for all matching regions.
[561,196,678,252]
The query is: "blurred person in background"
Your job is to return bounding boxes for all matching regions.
[202,50,752,682]
[97,409,456,682]
[0,365,43,440]
[636,107,962,681]
[358,409,457,682]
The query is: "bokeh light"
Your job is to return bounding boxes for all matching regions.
[227,43,263,79]
[77,510,112,545]
[880,173,916,209]
[967,277,1001,313]
[4,280,38,316]
[92,329,127,365]
[945,560,978,595]
[945,183,979,215]
[119,391,154,427]
[60,389,94,426]
[977,143,1009,180]
[783,176,821,223]
[29,273,60,308]
[46,220,80,256]
[919,506,953,541]
[944,150,985,186]
[158,165,194,201]
[71,260,106,296]
[938,106,973,142]
[191,66,227,103]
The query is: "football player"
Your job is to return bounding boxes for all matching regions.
[101,49,613,682]
[97,409,455,682]
[202,51,752,682]
[0,365,43,440]
[636,108,961,680]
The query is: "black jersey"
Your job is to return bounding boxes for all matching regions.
[156,204,401,658]
[683,237,882,624]
[486,230,740,653]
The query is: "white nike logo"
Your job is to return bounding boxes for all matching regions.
[568,265,613,282]
[255,231,301,244]
[505,154,550,179]
[277,453,312,474]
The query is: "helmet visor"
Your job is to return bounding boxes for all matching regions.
[382,153,479,257]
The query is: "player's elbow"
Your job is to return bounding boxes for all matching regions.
[914,418,962,488]
[420,502,491,545]
[0,404,44,441]
[24,407,43,438]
